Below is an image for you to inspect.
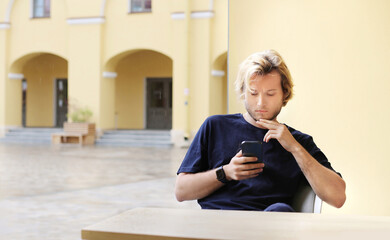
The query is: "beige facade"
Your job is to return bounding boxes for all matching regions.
[0,0,228,146]
[229,0,390,216]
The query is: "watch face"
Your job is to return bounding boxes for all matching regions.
[216,167,226,182]
[217,168,224,179]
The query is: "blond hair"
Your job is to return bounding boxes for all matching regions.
[235,50,294,106]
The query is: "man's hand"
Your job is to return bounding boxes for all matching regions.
[256,119,300,153]
[224,150,265,181]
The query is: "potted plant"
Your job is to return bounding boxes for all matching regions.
[64,103,96,144]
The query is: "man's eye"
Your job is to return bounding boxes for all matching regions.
[267,93,275,96]
[251,92,258,96]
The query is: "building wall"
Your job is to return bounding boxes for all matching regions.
[229,0,390,216]
[210,52,227,116]
[0,0,228,143]
[8,0,68,63]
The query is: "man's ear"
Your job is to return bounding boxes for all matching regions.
[240,86,246,100]
[282,93,288,106]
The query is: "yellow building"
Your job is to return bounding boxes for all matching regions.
[229,0,390,216]
[0,0,228,146]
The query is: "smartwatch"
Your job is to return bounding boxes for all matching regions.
[216,166,229,184]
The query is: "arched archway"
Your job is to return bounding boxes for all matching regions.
[210,52,228,115]
[9,52,68,127]
[103,49,173,129]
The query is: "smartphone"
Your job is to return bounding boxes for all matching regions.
[240,141,263,163]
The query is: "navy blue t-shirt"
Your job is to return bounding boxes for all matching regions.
[177,114,341,211]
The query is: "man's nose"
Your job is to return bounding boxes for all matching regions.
[257,94,265,106]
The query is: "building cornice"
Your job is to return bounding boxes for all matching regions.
[0,22,10,29]
[191,11,214,19]
[8,73,24,80]
[171,12,185,20]
[102,72,117,78]
[211,70,225,77]
[67,17,105,25]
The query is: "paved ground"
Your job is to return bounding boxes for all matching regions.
[0,143,198,240]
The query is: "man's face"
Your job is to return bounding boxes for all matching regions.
[244,70,284,122]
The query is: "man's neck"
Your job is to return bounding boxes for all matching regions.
[243,112,266,129]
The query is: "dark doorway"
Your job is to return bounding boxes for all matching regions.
[55,79,68,127]
[22,79,27,127]
[146,78,172,129]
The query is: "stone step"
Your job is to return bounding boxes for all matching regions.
[7,128,62,133]
[99,134,170,141]
[103,130,170,136]
[0,128,59,144]
[6,131,59,137]
[95,140,172,148]
[0,138,51,144]
[1,128,172,147]
[95,130,172,147]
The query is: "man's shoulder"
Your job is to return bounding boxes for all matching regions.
[204,114,244,128]
[198,114,244,133]
[285,124,314,143]
[206,113,242,122]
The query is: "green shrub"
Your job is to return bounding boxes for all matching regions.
[69,107,93,123]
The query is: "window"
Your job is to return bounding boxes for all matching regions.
[33,0,50,18]
[130,0,151,13]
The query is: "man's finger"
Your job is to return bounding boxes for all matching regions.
[243,162,265,170]
[264,133,277,143]
[235,150,243,158]
[263,129,276,141]
[237,168,263,179]
[256,119,278,130]
[241,156,258,163]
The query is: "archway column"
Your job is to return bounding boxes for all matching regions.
[187,13,213,139]
[100,71,116,130]
[0,27,22,135]
[171,4,190,147]
[68,23,104,132]
[0,28,8,135]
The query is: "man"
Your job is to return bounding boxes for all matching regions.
[175,50,346,212]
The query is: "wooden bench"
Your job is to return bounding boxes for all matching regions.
[52,122,95,145]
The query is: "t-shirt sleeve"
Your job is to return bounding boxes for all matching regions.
[177,119,209,174]
[297,134,343,178]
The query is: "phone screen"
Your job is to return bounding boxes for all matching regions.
[240,141,263,163]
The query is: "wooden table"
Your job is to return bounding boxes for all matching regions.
[82,207,390,240]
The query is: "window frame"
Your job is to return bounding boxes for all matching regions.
[31,0,51,19]
[129,0,152,14]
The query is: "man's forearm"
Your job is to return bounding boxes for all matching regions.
[175,170,224,202]
[291,145,346,208]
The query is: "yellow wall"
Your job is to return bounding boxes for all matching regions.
[1,0,68,129]
[24,54,67,127]
[115,50,172,129]
[190,0,211,11]
[68,24,102,126]
[211,0,228,63]
[8,0,68,63]
[0,30,7,129]
[210,52,227,115]
[103,0,174,63]
[65,0,100,18]
[229,0,390,216]
[188,17,212,132]
[0,0,228,144]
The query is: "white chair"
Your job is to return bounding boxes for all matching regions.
[291,179,322,213]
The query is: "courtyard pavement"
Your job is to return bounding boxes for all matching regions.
[0,143,198,240]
